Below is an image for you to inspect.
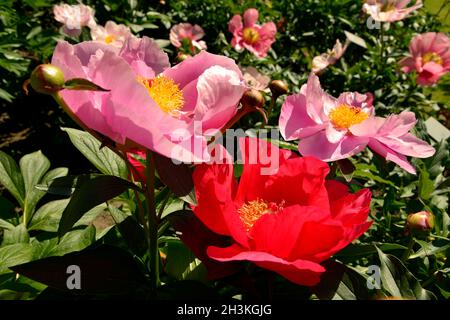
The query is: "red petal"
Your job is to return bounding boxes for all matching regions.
[207,245,325,286]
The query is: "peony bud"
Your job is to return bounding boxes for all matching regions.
[269,80,288,97]
[406,211,435,235]
[241,89,265,109]
[175,53,191,63]
[30,64,65,95]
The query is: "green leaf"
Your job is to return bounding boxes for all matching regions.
[1,224,29,246]
[0,151,25,206]
[0,244,34,273]
[35,174,99,196]
[62,128,128,179]
[12,245,147,295]
[28,199,69,232]
[63,78,109,92]
[418,168,435,200]
[19,151,50,223]
[58,175,139,237]
[164,240,207,282]
[312,261,372,300]
[336,243,407,259]
[409,240,450,259]
[376,246,436,299]
[50,225,96,256]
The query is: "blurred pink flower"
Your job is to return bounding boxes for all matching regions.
[279,74,434,174]
[241,66,270,91]
[312,39,349,74]
[53,3,95,37]
[228,8,276,58]
[363,0,423,22]
[170,23,207,52]
[51,37,246,163]
[90,21,134,48]
[400,32,450,86]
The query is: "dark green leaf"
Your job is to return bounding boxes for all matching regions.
[12,245,147,295]
[164,240,207,282]
[19,151,50,223]
[376,247,436,300]
[58,175,139,237]
[62,128,128,179]
[0,151,25,206]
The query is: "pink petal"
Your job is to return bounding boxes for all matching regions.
[228,15,243,34]
[193,65,246,133]
[279,93,324,141]
[377,133,435,158]
[163,51,242,89]
[298,131,368,161]
[243,8,259,28]
[119,36,170,76]
[368,139,416,174]
[325,123,347,144]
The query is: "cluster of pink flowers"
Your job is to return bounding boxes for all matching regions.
[279,74,435,174]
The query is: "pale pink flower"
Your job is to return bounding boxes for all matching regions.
[53,3,95,37]
[51,37,246,163]
[241,66,270,91]
[312,39,349,74]
[90,21,134,48]
[363,0,423,22]
[170,23,207,52]
[400,32,450,86]
[228,8,277,58]
[279,74,434,174]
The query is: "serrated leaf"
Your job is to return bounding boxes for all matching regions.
[0,151,25,206]
[62,128,128,179]
[58,175,139,237]
[63,78,109,91]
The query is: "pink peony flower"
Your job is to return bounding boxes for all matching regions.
[51,37,246,163]
[312,39,349,74]
[279,74,435,174]
[400,32,450,86]
[228,8,277,58]
[53,3,95,37]
[241,66,270,91]
[90,21,134,48]
[170,23,207,52]
[362,0,423,22]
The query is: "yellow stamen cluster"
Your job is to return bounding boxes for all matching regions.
[238,198,281,231]
[422,52,443,65]
[104,34,116,44]
[329,104,369,130]
[242,28,260,44]
[139,76,184,115]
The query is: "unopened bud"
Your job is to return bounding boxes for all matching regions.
[406,211,434,235]
[30,64,65,95]
[241,89,265,109]
[269,80,288,97]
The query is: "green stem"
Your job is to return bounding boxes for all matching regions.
[401,236,415,262]
[145,150,160,293]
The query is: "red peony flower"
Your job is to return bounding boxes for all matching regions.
[191,137,372,286]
